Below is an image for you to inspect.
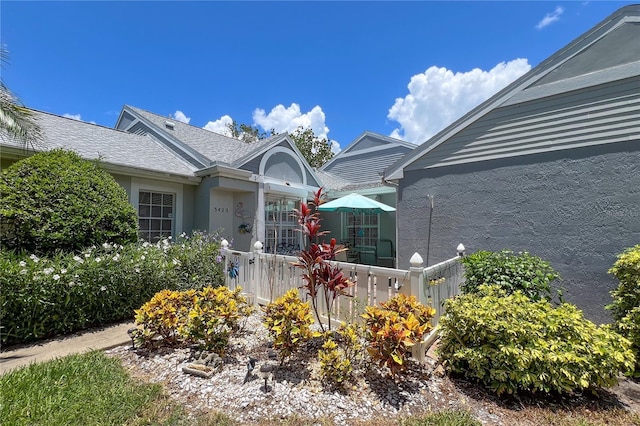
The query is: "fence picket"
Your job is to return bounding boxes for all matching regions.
[224,243,464,331]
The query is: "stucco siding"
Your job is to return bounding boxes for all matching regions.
[182,184,195,235]
[397,142,640,323]
[110,173,131,197]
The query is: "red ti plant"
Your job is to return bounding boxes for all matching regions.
[292,188,354,332]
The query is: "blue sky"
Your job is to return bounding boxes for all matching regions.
[1,1,633,150]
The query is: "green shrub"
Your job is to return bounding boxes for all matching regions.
[318,337,353,388]
[617,307,640,378]
[318,322,364,388]
[438,285,635,395]
[607,244,640,376]
[133,289,196,347]
[134,286,252,353]
[460,250,560,301]
[263,288,318,364]
[0,234,226,346]
[183,286,252,353]
[169,231,226,290]
[362,294,435,375]
[0,149,138,254]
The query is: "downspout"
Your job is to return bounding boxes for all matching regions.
[425,195,434,267]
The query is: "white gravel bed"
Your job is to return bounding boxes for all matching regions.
[105,312,501,425]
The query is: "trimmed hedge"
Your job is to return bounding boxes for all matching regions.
[0,233,225,346]
[0,149,138,254]
[608,244,640,377]
[460,250,560,301]
[438,285,635,395]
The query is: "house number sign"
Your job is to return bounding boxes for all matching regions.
[213,207,229,213]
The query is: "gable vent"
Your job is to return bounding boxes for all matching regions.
[165,120,175,130]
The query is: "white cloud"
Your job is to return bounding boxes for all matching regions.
[172,110,191,124]
[536,6,565,30]
[63,113,82,121]
[203,115,234,136]
[63,113,95,124]
[387,59,531,143]
[252,103,330,140]
[330,140,341,154]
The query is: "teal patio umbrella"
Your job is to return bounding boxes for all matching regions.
[317,193,395,247]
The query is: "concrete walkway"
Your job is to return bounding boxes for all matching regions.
[0,322,134,375]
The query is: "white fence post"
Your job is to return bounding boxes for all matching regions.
[252,241,263,307]
[401,252,424,299]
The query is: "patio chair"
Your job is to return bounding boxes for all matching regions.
[376,239,395,268]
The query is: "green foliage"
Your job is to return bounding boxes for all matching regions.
[0,47,44,148]
[225,119,273,143]
[0,351,162,426]
[318,322,364,388]
[318,337,353,388]
[362,294,435,375]
[617,307,640,378]
[134,289,196,346]
[438,285,635,395]
[134,286,253,354]
[0,234,226,346]
[460,250,560,301]
[0,149,138,254]
[607,244,640,377]
[184,286,252,353]
[263,288,319,364]
[289,126,335,168]
[171,231,226,290]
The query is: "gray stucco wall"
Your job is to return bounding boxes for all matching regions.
[397,142,640,323]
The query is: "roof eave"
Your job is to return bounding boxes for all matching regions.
[103,163,201,185]
[195,163,253,179]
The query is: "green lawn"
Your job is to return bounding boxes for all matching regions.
[0,351,166,425]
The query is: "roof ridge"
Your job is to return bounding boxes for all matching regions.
[125,105,254,145]
[28,108,134,134]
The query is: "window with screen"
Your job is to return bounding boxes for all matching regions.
[138,191,174,242]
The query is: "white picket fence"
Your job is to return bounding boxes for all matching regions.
[223,242,465,333]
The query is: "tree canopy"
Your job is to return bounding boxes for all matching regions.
[225,120,273,143]
[289,126,334,168]
[0,47,42,148]
[229,122,334,168]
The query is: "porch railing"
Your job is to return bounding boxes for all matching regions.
[223,241,466,333]
[225,243,464,326]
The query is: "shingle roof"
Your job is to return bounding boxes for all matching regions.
[315,169,348,191]
[1,110,197,178]
[127,106,276,166]
[315,169,383,192]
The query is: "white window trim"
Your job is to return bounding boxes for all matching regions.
[131,178,183,238]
